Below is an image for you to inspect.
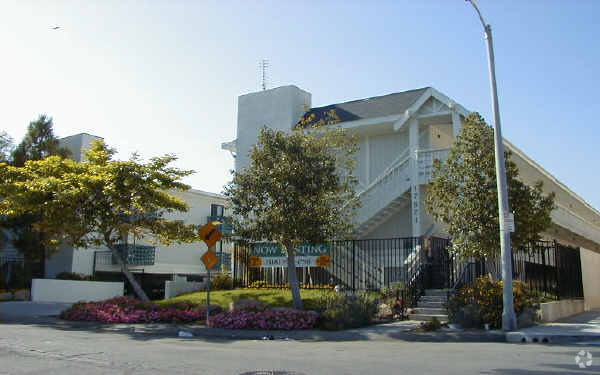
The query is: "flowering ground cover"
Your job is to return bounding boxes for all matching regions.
[208,309,319,330]
[60,296,221,324]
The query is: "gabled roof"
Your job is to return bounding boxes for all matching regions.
[296,87,430,128]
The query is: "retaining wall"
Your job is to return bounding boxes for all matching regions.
[538,299,585,322]
[31,279,124,303]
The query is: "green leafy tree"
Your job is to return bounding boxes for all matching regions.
[2,115,71,262]
[425,113,555,259]
[11,114,70,167]
[0,131,13,163]
[224,120,359,310]
[0,140,200,301]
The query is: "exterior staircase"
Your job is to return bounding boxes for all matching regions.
[409,289,451,322]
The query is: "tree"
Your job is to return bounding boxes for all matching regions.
[224,121,359,310]
[0,140,200,301]
[0,131,13,163]
[11,114,70,167]
[425,113,555,259]
[2,115,70,262]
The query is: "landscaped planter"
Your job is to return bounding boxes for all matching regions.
[208,309,319,330]
[60,297,221,323]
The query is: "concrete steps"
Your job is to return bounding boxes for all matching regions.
[409,289,451,322]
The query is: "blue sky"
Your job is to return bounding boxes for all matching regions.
[1,0,599,210]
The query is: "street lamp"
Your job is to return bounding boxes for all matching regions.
[466,0,517,331]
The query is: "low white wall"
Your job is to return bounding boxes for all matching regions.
[539,299,585,322]
[31,279,124,303]
[581,247,600,310]
[164,280,206,299]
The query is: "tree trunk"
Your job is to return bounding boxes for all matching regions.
[107,244,150,302]
[286,248,303,310]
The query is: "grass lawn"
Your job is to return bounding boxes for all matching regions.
[158,288,336,311]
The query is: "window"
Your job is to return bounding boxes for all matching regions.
[211,204,224,217]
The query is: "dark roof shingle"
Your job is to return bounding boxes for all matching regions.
[296,87,430,128]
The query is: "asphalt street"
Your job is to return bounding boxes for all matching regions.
[0,322,598,375]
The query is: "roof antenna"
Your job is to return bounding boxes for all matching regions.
[259,59,269,90]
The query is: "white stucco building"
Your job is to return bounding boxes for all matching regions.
[40,133,231,297]
[225,85,600,309]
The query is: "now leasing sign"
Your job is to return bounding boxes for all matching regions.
[249,243,331,268]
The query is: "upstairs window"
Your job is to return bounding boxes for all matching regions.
[211,204,224,217]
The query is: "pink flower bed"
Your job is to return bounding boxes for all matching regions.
[60,297,220,324]
[208,309,319,330]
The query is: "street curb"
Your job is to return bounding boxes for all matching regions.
[506,332,600,345]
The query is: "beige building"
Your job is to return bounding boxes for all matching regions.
[225,85,600,310]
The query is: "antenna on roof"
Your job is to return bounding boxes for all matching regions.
[259,59,269,90]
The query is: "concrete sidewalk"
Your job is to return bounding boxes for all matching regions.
[3,302,598,344]
[507,309,600,344]
[0,301,72,320]
[1,316,507,343]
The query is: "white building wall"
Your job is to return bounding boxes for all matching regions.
[235,85,311,172]
[87,189,230,276]
[44,244,75,279]
[368,132,408,184]
[362,204,412,239]
[59,133,103,162]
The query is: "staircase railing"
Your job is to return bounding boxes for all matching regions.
[354,150,411,225]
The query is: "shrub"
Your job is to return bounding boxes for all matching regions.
[56,272,95,281]
[380,282,407,319]
[210,273,233,290]
[248,280,268,289]
[60,296,222,323]
[420,317,442,331]
[381,282,405,299]
[447,276,543,329]
[245,281,334,290]
[209,309,319,330]
[317,291,378,330]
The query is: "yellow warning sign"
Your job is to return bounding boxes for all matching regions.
[201,250,219,270]
[199,221,223,248]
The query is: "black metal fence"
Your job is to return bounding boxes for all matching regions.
[0,256,44,290]
[451,240,584,300]
[233,236,584,301]
[233,237,450,292]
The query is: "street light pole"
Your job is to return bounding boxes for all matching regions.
[467,0,517,331]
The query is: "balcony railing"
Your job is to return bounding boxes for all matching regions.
[94,244,156,267]
[207,216,233,235]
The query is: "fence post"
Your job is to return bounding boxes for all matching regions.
[352,240,356,292]
[232,244,237,282]
[553,240,560,298]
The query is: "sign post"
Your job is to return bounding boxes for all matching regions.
[199,221,222,326]
[207,256,211,326]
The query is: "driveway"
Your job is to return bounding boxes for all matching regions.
[0,301,72,321]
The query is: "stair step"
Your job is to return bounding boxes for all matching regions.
[419,295,448,302]
[424,289,452,296]
[417,301,445,308]
[413,307,446,315]
[409,314,449,322]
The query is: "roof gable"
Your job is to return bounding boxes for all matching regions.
[296,87,430,128]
